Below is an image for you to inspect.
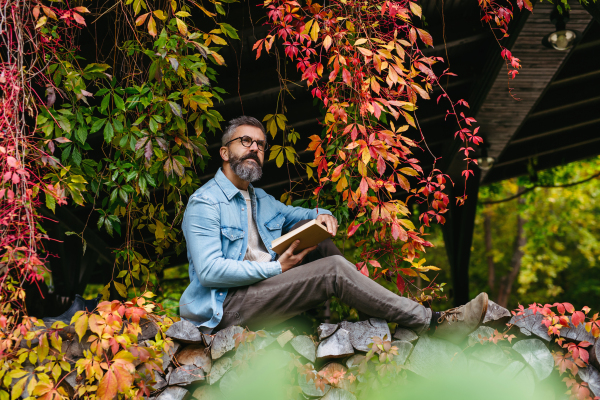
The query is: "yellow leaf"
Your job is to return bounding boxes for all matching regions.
[195,3,216,17]
[355,38,367,46]
[114,281,128,298]
[301,19,313,35]
[357,47,373,57]
[170,0,177,12]
[358,160,367,176]
[175,11,192,17]
[35,16,47,29]
[75,313,89,342]
[336,175,348,192]
[210,52,225,65]
[176,18,188,36]
[310,20,320,42]
[211,35,227,45]
[155,220,165,239]
[276,151,284,168]
[147,16,157,37]
[323,35,333,51]
[152,10,166,20]
[361,147,371,164]
[409,1,422,17]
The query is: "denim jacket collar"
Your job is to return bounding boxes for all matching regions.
[214,168,255,201]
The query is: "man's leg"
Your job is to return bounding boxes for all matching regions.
[217,255,431,334]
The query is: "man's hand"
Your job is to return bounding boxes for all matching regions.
[279,240,317,272]
[317,214,338,236]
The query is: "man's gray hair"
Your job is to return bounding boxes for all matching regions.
[222,116,267,146]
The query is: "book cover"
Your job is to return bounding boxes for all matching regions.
[271,219,332,255]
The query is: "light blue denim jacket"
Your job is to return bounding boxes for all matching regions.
[180,168,332,332]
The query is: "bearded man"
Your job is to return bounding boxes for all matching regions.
[180,116,488,343]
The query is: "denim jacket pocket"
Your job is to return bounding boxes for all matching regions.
[221,227,244,258]
[264,213,285,231]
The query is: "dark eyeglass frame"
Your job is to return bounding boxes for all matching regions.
[224,135,269,151]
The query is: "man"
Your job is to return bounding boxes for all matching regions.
[180,116,488,344]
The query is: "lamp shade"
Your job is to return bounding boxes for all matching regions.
[542,29,580,51]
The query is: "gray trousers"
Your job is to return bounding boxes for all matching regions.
[215,220,431,334]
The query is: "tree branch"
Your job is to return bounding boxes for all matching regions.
[481,171,600,205]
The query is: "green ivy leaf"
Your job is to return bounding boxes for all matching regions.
[90,118,106,133]
[114,93,125,111]
[219,23,239,39]
[103,122,114,142]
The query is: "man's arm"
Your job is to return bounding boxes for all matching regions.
[183,196,282,288]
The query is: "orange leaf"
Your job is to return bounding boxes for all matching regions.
[147,16,157,37]
[342,68,351,85]
[97,368,118,400]
[417,28,433,46]
[72,12,86,25]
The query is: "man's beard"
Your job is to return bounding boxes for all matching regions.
[229,151,263,182]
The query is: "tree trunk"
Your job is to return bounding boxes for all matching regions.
[484,205,495,298]
[496,197,526,308]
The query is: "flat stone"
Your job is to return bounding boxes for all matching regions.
[470,343,511,366]
[298,363,331,397]
[291,335,316,363]
[166,364,205,386]
[467,326,497,346]
[321,388,357,400]
[174,344,212,374]
[483,300,511,325]
[211,326,244,360]
[318,323,340,340]
[138,318,160,341]
[345,318,391,352]
[393,328,418,342]
[345,354,366,369]
[512,339,554,380]
[407,334,467,379]
[317,328,355,360]
[219,369,240,395]
[190,385,221,400]
[166,320,204,344]
[579,366,600,398]
[509,308,550,341]
[208,357,232,385]
[137,363,167,390]
[560,316,596,344]
[277,330,295,347]
[162,341,181,370]
[390,340,413,365]
[156,386,190,400]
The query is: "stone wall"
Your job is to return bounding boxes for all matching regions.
[139,300,600,400]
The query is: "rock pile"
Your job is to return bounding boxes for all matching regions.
[142,300,600,399]
[48,300,600,399]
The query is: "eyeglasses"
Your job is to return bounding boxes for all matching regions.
[224,135,269,151]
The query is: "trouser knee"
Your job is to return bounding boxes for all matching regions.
[326,255,355,275]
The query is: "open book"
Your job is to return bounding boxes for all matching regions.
[271,219,332,255]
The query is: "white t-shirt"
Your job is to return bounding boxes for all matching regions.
[239,190,272,263]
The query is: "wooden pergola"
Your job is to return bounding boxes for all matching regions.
[41,0,600,310]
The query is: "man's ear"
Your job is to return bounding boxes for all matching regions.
[220,146,229,162]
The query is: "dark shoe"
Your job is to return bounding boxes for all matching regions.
[431,292,489,344]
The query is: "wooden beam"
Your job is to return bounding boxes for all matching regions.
[508,117,600,145]
[475,2,593,181]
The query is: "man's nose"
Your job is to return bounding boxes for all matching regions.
[249,141,260,151]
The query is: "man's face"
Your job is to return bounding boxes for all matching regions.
[221,125,266,182]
